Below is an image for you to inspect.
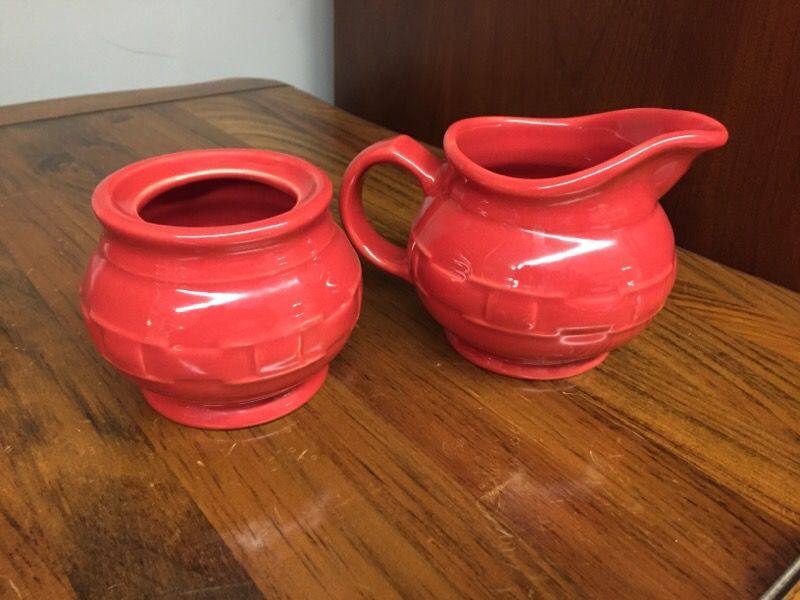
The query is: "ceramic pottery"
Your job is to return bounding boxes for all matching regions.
[340,110,727,379]
[81,149,362,428]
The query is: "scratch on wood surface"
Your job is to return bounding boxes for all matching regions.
[2,577,21,599]
[518,387,553,395]
[475,499,516,541]
[463,386,481,400]
[482,478,514,502]
[296,449,308,461]
[241,422,295,442]
[224,442,238,457]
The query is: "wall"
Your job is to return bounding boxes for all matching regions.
[0,0,333,105]
[335,0,800,290]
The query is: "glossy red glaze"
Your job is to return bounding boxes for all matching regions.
[340,110,727,379]
[80,149,362,428]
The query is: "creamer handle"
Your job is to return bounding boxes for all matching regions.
[339,135,442,282]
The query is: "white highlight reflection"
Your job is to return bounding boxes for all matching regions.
[174,289,246,313]
[514,232,614,268]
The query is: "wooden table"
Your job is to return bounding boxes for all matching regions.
[0,79,798,599]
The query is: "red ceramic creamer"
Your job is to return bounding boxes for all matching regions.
[80,149,362,428]
[340,110,727,379]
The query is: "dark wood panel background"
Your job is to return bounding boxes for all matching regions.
[334,0,800,291]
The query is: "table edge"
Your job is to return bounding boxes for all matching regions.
[0,77,287,127]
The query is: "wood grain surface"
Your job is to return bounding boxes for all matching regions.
[0,80,798,599]
[334,0,800,292]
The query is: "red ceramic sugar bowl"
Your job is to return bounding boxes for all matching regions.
[340,109,727,379]
[80,149,362,429]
